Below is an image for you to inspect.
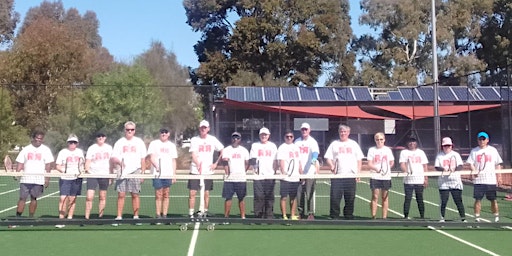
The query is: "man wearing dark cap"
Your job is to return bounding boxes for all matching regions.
[221,132,250,220]
[466,131,503,223]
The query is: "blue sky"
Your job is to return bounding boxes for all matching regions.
[14,0,370,75]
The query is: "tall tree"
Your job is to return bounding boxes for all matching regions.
[137,41,201,141]
[0,0,19,46]
[0,87,29,156]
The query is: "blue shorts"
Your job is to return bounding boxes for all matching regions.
[222,182,246,200]
[473,184,497,201]
[20,183,44,200]
[59,179,83,196]
[280,180,300,199]
[153,179,172,189]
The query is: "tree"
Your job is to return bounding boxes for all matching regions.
[137,41,201,142]
[0,87,29,156]
[184,0,352,87]
[0,0,19,46]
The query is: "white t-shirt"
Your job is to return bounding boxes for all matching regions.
[112,136,147,174]
[250,141,278,179]
[147,139,178,177]
[399,149,428,184]
[324,139,364,175]
[466,145,502,185]
[223,145,250,182]
[86,143,113,175]
[56,148,85,180]
[367,146,394,180]
[277,143,301,182]
[294,136,319,175]
[189,134,224,175]
[434,151,464,190]
[15,144,54,185]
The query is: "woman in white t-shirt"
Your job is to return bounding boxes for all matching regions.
[399,136,428,219]
[367,132,394,219]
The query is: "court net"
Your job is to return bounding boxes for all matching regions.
[1,169,511,229]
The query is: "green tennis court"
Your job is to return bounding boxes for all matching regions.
[1,176,511,256]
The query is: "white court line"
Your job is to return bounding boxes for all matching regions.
[321,181,502,256]
[0,188,19,196]
[0,190,60,214]
[187,222,201,256]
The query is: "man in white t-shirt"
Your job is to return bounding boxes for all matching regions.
[466,131,502,223]
[188,120,224,218]
[250,127,278,219]
[221,132,250,220]
[147,127,178,223]
[294,122,319,220]
[324,124,363,220]
[84,131,112,220]
[14,130,54,219]
[110,121,147,224]
[55,134,85,227]
[277,129,302,220]
[399,136,428,219]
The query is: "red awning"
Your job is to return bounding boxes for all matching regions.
[374,104,501,119]
[223,99,386,119]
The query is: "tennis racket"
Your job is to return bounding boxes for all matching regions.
[113,158,124,189]
[63,158,69,174]
[78,157,85,177]
[4,155,17,181]
[331,159,339,174]
[380,157,389,176]
[254,160,260,175]
[445,155,457,176]
[286,159,295,177]
[406,158,413,175]
[476,152,486,177]
[156,158,162,179]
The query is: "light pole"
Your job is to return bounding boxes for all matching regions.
[431,0,441,152]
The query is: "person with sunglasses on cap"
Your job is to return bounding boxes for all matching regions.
[55,134,85,228]
[147,127,178,224]
[110,121,147,225]
[367,132,394,219]
[399,136,428,219]
[277,129,303,220]
[466,131,503,223]
[221,132,250,222]
[434,137,466,223]
[294,122,319,220]
[84,131,112,220]
[250,127,278,219]
[188,120,224,218]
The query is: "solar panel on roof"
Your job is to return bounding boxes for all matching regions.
[476,87,500,100]
[416,87,434,101]
[499,87,512,100]
[333,88,354,101]
[388,91,403,100]
[263,87,280,101]
[438,87,457,101]
[316,87,337,101]
[298,87,318,101]
[351,87,373,101]
[281,87,300,101]
[245,87,264,101]
[451,87,475,101]
[227,87,245,101]
[397,88,420,100]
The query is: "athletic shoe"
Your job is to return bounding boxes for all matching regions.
[494,216,499,223]
[282,215,288,220]
[112,216,122,227]
[133,216,142,226]
[154,215,162,225]
[307,214,315,220]
[291,215,299,221]
[475,217,481,223]
[8,225,17,229]
[55,224,65,228]
[439,219,445,223]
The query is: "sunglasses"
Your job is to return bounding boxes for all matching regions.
[285,135,294,138]
[68,141,78,144]
[160,130,169,134]
[232,136,241,140]
[375,138,384,141]
[442,145,452,147]
[125,129,135,132]
[96,135,106,138]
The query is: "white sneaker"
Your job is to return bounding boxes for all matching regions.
[133,216,142,226]
[55,224,65,228]
[439,219,445,223]
[475,217,481,223]
[112,216,122,227]
[494,216,499,223]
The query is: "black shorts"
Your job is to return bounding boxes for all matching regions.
[188,179,213,191]
[86,178,109,191]
[222,182,247,200]
[473,184,497,201]
[370,179,392,190]
[280,180,300,199]
[59,179,83,196]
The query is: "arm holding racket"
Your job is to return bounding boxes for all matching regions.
[422,163,428,187]
[44,162,52,188]
[326,158,334,173]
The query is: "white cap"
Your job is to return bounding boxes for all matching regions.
[67,134,79,142]
[300,123,310,129]
[199,120,209,127]
[259,127,270,135]
[441,137,453,146]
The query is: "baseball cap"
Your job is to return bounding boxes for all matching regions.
[441,137,453,146]
[67,134,79,142]
[477,131,489,139]
[231,132,241,138]
[259,127,270,135]
[159,127,170,133]
[95,131,106,137]
[300,123,310,129]
[406,136,417,142]
[199,120,209,127]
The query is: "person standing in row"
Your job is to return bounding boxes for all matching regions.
[250,127,278,219]
[325,124,364,220]
[111,121,147,224]
[367,132,394,219]
[466,131,502,223]
[221,132,250,220]
[434,137,465,222]
[295,123,319,220]
[277,129,302,220]
[147,127,178,224]
[188,120,224,217]
[84,131,112,220]
[399,136,428,219]
[14,130,54,219]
